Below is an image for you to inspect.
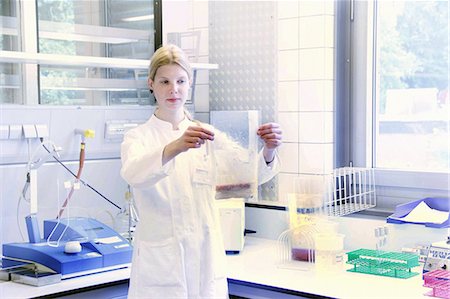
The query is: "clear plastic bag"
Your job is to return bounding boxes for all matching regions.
[210,111,259,200]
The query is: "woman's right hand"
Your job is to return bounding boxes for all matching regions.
[162,126,214,164]
[176,126,215,152]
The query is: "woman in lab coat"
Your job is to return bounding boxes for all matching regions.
[121,44,282,299]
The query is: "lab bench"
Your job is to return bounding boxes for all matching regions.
[227,237,429,299]
[0,237,431,298]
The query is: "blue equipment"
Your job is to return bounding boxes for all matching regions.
[2,217,132,278]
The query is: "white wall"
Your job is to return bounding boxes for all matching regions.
[276,0,335,203]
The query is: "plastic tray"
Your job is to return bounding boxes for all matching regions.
[386,197,450,228]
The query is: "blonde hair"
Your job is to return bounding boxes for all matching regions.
[149,44,193,119]
[148,44,192,81]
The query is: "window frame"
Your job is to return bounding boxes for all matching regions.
[340,0,449,213]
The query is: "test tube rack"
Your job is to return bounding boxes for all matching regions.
[346,249,419,279]
[423,269,450,299]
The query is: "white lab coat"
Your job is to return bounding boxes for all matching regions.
[121,115,280,299]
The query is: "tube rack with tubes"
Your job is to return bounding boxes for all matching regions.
[423,269,450,299]
[346,248,419,279]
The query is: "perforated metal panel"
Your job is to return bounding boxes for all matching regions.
[209,1,277,201]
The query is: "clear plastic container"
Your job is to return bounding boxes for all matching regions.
[314,233,345,271]
[287,174,333,216]
[291,226,316,262]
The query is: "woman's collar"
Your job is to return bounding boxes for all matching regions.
[149,114,192,131]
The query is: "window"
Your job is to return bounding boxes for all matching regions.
[0,0,158,105]
[374,0,449,172]
[0,0,22,104]
[342,0,449,212]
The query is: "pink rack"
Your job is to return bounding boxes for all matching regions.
[423,269,450,299]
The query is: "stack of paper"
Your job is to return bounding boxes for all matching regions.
[399,201,449,224]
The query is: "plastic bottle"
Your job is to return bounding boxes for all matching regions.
[314,233,345,271]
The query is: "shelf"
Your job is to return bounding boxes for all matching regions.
[40,77,147,91]
[1,16,151,45]
[0,50,219,71]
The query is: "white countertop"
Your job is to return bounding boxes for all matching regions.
[227,237,430,299]
[0,237,432,299]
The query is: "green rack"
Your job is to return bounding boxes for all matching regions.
[346,248,419,279]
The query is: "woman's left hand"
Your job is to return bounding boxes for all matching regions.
[257,122,283,150]
[257,123,282,164]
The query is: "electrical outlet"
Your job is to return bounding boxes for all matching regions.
[0,125,9,139]
[23,124,37,138]
[9,125,23,139]
[35,124,49,138]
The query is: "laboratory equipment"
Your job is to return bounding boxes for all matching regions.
[278,221,317,270]
[57,129,95,219]
[292,174,331,215]
[322,167,376,216]
[423,239,450,274]
[210,110,259,201]
[64,241,82,254]
[19,140,62,241]
[374,225,389,251]
[279,192,315,267]
[281,189,320,266]
[423,269,450,299]
[314,233,345,271]
[346,248,419,279]
[2,132,130,286]
[421,232,450,298]
[278,190,340,270]
[2,217,132,281]
[279,168,376,271]
[288,221,317,263]
[10,269,61,287]
[286,168,376,218]
[114,185,139,243]
[216,198,245,253]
